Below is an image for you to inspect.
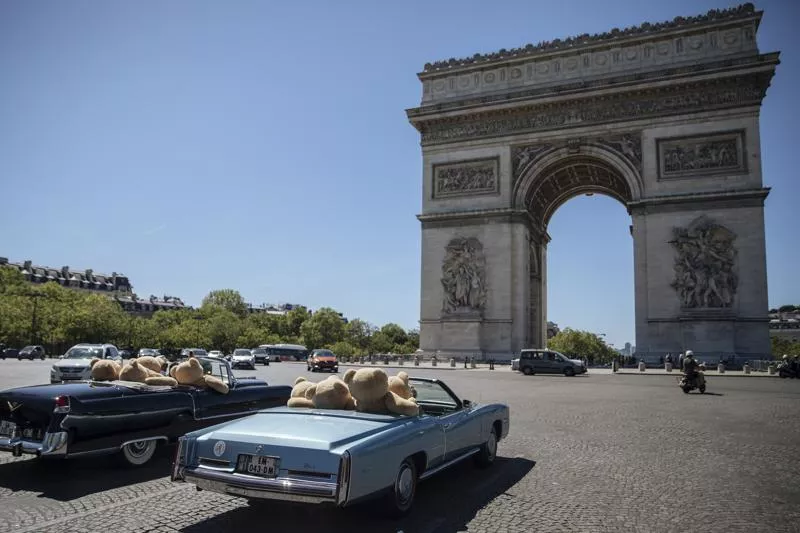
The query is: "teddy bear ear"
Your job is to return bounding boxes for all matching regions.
[397,371,409,384]
[294,376,307,385]
[90,358,99,368]
[343,369,356,385]
[304,384,318,400]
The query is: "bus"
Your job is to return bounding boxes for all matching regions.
[259,343,309,362]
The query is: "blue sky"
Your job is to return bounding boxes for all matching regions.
[1,1,797,349]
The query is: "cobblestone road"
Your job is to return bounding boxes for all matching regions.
[0,359,798,532]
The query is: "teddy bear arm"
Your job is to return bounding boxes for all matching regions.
[145,376,178,387]
[384,392,419,416]
[287,397,315,408]
[203,375,229,394]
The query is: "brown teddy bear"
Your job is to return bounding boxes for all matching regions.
[287,377,317,407]
[119,359,178,386]
[388,371,417,401]
[89,358,122,381]
[287,375,355,410]
[343,368,419,416]
[136,355,168,374]
[169,357,229,394]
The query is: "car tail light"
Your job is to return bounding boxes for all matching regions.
[171,437,185,481]
[336,451,351,505]
[53,396,70,414]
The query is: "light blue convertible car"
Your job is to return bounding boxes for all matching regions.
[171,377,510,515]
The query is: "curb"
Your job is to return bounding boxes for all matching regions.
[613,371,777,378]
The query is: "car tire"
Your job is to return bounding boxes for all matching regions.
[522,366,533,375]
[564,367,575,377]
[385,457,417,517]
[119,440,157,467]
[475,426,498,468]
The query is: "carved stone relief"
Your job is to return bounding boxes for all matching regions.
[669,216,738,309]
[419,75,768,145]
[433,159,498,199]
[658,131,745,179]
[512,144,553,181]
[441,237,487,315]
[597,133,642,171]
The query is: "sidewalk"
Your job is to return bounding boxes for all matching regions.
[610,368,777,378]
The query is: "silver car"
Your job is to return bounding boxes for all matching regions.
[51,344,121,383]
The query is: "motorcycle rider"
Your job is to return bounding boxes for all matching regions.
[682,350,705,388]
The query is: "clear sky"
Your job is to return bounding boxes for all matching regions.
[1,1,797,349]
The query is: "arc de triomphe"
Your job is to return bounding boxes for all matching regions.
[406,4,779,361]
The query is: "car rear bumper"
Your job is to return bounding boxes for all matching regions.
[0,431,68,457]
[181,466,339,504]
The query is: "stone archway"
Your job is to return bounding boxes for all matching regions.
[408,4,779,362]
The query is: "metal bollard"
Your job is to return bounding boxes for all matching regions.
[638,361,646,372]
[665,362,673,372]
[768,365,776,375]
[384,357,389,365]
[612,360,618,372]
[432,358,437,367]
[471,359,476,369]
[743,364,751,374]
[399,357,404,366]
[414,357,420,366]
[717,363,725,374]
[490,360,495,370]
[450,358,456,367]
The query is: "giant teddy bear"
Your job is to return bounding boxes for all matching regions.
[119,358,178,386]
[89,358,122,381]
[287,375,355,410]
[343,368,419,416]
[168,357,229,394]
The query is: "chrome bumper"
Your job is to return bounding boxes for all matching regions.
[0,431,68,457]
[182,466,339,504]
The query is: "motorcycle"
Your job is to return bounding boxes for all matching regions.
[678,369,706,394]
[778,362,799,379]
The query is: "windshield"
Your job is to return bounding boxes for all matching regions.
[21,346,36,351]
[314,350,335,358]
[252,349,267,355]
[65,346,104,359]
[410,379,458,409]
[233,349,251,356]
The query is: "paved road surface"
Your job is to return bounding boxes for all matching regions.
[0,359,798,533]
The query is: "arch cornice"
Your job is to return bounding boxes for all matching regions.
[513,143,643,221]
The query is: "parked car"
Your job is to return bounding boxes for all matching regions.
[51,344,121,383]
[511,349,587,376]
[0,348,20,360]
[180,348,208,359]
[251,348,270,366]
[171,377,509,516]
[208,350,225,359]
[0,357,292,466]
[136,348,162,358]
[119,349,133,359]
[307,349,338,372]
[231,349,255,370]
[18,345,46,361]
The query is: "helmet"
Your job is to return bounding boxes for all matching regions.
[685,350,694,358]
[783,354,789,360]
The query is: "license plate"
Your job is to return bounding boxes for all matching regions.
[237,454,279,478]
[0,420,16,438]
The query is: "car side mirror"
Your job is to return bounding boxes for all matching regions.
[462,399,471,408]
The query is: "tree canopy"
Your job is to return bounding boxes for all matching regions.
[547,328,619,364]
[0,266,419,357]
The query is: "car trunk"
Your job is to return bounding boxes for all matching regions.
[193,410,400,476]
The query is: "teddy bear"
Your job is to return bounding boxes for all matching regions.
[287,375,355,410]
[119,358,178,386]
[388,371,417,401]
[342,368,419,416]
[168,357,229,394]
[287,377,317,407]
[89,358,122,381]
[135,355,168,374]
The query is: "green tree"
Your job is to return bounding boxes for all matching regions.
[406,329,420,350]
[301,307,345,349]
[380,323,408,346]
[329,341,357,357]
[369,331,393,354]
[344,319,375,352]
[547,328,617,364]
[282,306,310,338]
[201,289,248,318]
[771,336,800,358]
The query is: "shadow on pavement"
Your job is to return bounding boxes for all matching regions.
[180,456,535,533]
[0,446,173,500]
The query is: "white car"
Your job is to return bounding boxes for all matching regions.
[208,350,225,359]
[230,349,255,369]
[51,343,122,383]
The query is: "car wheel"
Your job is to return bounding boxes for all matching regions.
[385,457,417,517]
[475,426,498,468]
[522,366,532,375]
[564,367,575,377]
[119,440,157,467]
